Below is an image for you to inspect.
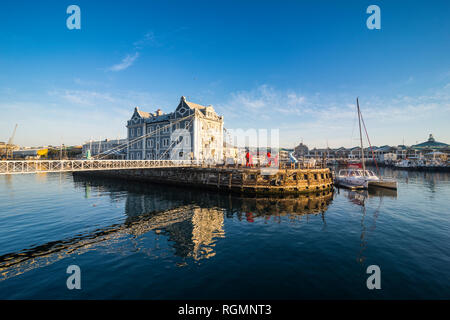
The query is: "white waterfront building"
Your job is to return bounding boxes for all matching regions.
[126,96,224,162]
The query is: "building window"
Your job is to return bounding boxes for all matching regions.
[137,127,141,136]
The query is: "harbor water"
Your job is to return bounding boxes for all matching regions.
[0,167,449,299]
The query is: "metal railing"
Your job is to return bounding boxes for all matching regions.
[0,160,199,175]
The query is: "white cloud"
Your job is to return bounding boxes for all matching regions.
[218,85,308,118]
[215,84,450,148]
[108,52,140,72]
[0,88,169,147]
[133,31,158,49]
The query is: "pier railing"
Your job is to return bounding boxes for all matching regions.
[0,160,199,175]
[0,159,329,175]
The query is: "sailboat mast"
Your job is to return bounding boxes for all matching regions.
[357,98,366,174]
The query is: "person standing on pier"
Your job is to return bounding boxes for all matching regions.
[245,150,250,167]
[267,150,272,167]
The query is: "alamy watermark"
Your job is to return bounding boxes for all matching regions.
[66,5,81,30]
[167,127,281,175]
[66,265,81,290]
[366,265,381,290]
[366,5,381,30]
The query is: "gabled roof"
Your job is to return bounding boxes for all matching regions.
[184,99,207,110]
[137,110,151,118]
[176,96,219,118]
[129,96,219,125]
[176,96,207,111]
[133,107,152,119]
[376,145,392,152]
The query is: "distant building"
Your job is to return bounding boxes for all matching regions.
[379,152,397,163]
[394,145,408,160]
[411,134,449,151]
[333,147,347,159]
[308,147,332,159]
[82,139,127,159]
[223,142,238,164]
[293,142,309,158]
[126,96,224,162]
[348,147,362,159]
[0,141,20,158]
[13,148,48,159]
[285,134,449,163]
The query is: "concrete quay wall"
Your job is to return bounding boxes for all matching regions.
[73,166,333,195]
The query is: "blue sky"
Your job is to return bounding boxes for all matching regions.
[0,0,449,148]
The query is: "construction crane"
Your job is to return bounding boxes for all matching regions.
[4,124,18,160]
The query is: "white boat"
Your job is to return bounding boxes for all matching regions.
[335,98,397,190]
[336,168,378,189]
[395,159,414,168]
[335,168,397,189]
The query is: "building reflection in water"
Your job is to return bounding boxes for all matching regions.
[120,176,332,260]
[0,175,333,281]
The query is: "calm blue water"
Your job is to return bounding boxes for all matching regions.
[0,168,449,299]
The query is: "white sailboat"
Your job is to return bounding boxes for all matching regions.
[335,98,397,190]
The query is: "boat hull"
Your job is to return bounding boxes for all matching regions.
[335,177,368,190]
[368,179,397,190]
[335,177,397,190]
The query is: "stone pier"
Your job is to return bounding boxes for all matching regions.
[74,166,333,195]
